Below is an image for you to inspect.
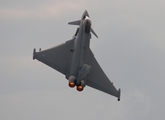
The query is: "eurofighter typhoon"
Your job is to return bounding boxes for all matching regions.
[33,10,121,101]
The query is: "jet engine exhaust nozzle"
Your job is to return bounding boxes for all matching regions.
[68,76,76,88]
[77,85,84,91]
[69,81,75,88]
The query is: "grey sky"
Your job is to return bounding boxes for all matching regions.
[1,0,165,120]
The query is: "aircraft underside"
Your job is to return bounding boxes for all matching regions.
[33,10,121,101]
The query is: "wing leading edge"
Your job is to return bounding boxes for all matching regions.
[86,49,121,101]
[33,39,74,75]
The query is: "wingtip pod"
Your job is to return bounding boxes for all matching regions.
[33,48,36,60]
[117,88,121,101]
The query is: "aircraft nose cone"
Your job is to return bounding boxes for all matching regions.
[82,10,89,19]
[84,10,89,16]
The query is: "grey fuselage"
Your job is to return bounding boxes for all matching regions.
[33,10,121,100]
[68,16,91,85]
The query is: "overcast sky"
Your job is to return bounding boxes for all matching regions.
[1,0,165,120]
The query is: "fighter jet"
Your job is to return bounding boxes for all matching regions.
[33,10,121,101]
